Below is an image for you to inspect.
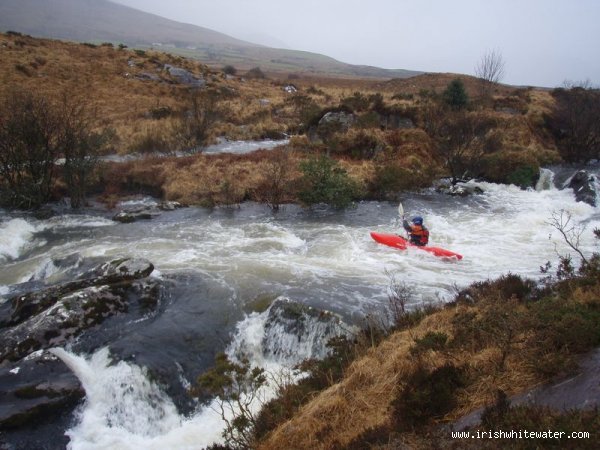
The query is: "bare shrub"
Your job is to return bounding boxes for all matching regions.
[475,48,506,98]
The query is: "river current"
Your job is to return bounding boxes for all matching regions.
[1,173,599,449]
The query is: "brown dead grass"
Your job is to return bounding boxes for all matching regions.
[258,300,566,450]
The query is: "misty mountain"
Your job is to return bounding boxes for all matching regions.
[0,0,420,79]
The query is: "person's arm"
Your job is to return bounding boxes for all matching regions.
[402,219,412,233]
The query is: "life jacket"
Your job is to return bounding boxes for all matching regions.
[409,224,429,246]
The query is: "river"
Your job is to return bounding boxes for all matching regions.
[0,171,599,449]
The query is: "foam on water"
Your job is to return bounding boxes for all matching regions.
[50,305,309,450]
[0,218,40,262]
[5,176,600,449]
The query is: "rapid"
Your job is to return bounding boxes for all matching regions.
[1,173,599,449]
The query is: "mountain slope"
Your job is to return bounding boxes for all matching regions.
[0,0,253,47]
[0,0,421,79]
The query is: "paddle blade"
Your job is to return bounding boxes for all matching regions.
[398,202,404,218]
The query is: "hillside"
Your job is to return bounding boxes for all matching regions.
[0,0,421,79]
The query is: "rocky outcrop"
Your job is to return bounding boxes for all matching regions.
[453,348,600,431]
[0,258,157,363]
[568,170,597,206]
[0,257,161,431]
[1,258,154,328]
[0,353,84,431]
[261,298,353,364]
[307,111,356,143]
[435,181,484,197]
[164,64,205,88]
[112,201,185,223]
[318,111,355,129]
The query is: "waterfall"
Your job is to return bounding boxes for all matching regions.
[536,168,555,191]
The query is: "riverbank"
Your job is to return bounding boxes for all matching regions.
[256,265,600,449]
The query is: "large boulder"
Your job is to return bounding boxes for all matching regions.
[0,352,84,431]
[0,285,126,363]
[318,111,355,129]
[164,64,205,88]
[568,170,597,206]
[1,258,154,327]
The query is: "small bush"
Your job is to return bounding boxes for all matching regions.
[14,64,32,76]
[340,92,370,112]
[443,78,469,110]
[329,129,383,159]
[456,273,537,304]
[222,65,237,75]
[481,149,542,186]
[392,363,466,430]
[410,332,448,355]
[245,67,266,79]
[370,163,435,199]
[149,106,173,120]
[134,49,146,57]
[506,164,539,189]
[297,155,358,208]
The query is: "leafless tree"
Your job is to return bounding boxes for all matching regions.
[547,85,600,162]
[547,209,588,265]
[0,90,62,208]
[61,97,112,209]
[256,148,292,212]
[475,49,506,97]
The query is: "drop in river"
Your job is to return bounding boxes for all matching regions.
[0,175,599,449]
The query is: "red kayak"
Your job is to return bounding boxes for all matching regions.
[370,232,463,260]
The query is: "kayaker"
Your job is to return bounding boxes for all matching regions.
[402,216,429,246]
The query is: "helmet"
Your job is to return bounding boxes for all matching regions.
[412,216,423,225]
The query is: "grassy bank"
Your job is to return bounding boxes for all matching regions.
[206,254,600,449]
[3,32,581,211]
[254,266,599,448]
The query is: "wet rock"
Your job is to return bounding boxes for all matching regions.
[261,298,354,364]
[0,285,127,363]
[567,170,597,206]
[0,352,84,431]
[435,181,484,196]
[2,258,154,327]
[82,258,155,281]
[157,201,185,211]
[112,206,161,223]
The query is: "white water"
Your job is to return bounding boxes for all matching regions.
[3,176,600,448]
[0,218,42,263]
[50,305,309,450]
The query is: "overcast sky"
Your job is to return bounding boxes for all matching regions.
[112,0,600,87]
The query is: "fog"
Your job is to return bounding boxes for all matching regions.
[113,0,600,87]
